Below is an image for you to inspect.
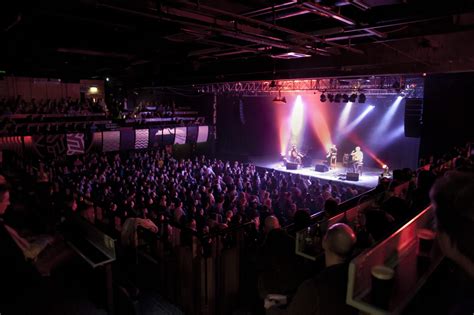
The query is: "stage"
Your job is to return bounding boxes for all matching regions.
[251,157,382,189]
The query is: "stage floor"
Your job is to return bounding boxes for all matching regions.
[251,158,381,189]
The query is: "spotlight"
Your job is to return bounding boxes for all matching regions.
[334,94,341,103]
[327,94,334,102]
[358,93,366,103]
[320,93,327,102]
[273,90,287,103]
[342,94,349,103]
[106,77,110,82]
[349,93,357,102]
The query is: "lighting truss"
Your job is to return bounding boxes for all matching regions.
[156,76,424,97]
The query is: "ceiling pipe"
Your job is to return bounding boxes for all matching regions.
[243,1,299,17]
[300,2,356,25]
[173,0,364,54]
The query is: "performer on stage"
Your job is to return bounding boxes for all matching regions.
[326,144,338,169]
[288,145,303,165]
[350,146,364,175]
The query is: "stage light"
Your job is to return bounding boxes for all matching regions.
[273,90,287,103]
[336,102,352,134]
[369,96,403,145]
[89,87,98,94]
[106,77,110,82]
[342,94,349,103]
[335,94,342,103]
[383,164,388,169]
[320,93,327,102]
[349,93,357,102]
[290,95,304,137]
[342,105,375,135]
[327,94,334,102]
[358,93,366,103]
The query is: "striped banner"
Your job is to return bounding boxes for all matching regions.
[197,126,209,143]
[0,136,23,156]
[67,133,85,155]
[102,131,120,152]
[135,129,149,149]
[174,127,187,144]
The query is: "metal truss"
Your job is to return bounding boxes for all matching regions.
[189,76,424,97]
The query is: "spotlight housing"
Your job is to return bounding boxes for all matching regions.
[342,94,349,103]
[335,93,342,103]
[349,93,357,102]
[358,93,366,103]
[328,94,334,102]
[273,90,287,103]
[320,93,327,102]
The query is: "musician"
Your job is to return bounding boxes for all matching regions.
[326,144,338,169]
[350,146,364,175]
[288,145,302,165]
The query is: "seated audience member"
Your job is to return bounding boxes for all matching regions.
[265,223,357,315]
[0,183,44,312]
[430,171,474,313]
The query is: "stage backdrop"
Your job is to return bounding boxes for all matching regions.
[217,94,420,169]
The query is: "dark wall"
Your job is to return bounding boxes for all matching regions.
[421,73,474,158]
[216,95,280,158]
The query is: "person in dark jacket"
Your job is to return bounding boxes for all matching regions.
[0,183,43,314]
[265,223,357,315]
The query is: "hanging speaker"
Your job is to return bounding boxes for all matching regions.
[404,98,423,138]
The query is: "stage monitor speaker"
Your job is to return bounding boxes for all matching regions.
[404,98,423,138]
[315,164,329,172]
[286,162,299,170]
[346,172,359,181]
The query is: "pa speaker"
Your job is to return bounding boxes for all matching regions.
[346,172,359,181]
[315,164,329,172]
[404,98,423,138]
[286,162,299,170]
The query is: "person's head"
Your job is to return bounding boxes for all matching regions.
[264,215,280,234]
[355,146,360,152]
[430,171,474,277]
[324,198,339,217]
[322,223,356,266]
[0,184,11,216]
[80,205,96,223]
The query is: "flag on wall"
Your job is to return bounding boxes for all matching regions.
[174,127,187,144]
[120,128,135,151]
[31,135,67,158]
[66,133,85,155]
[150,128,175,147]
[135,129,149,149]
[87,132,103,153]
[102,131,120,152]
[197,126,209,143]
[186,126,198,144]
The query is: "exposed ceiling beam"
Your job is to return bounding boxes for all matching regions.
[56,48,134,59]
[173,0,364,54]
[299,2,356,26]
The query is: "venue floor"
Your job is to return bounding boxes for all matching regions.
[251,157,382,189]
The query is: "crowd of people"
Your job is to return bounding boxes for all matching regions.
[0,97,107,115]
[1,142,473,314]
[22,150,367,240]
